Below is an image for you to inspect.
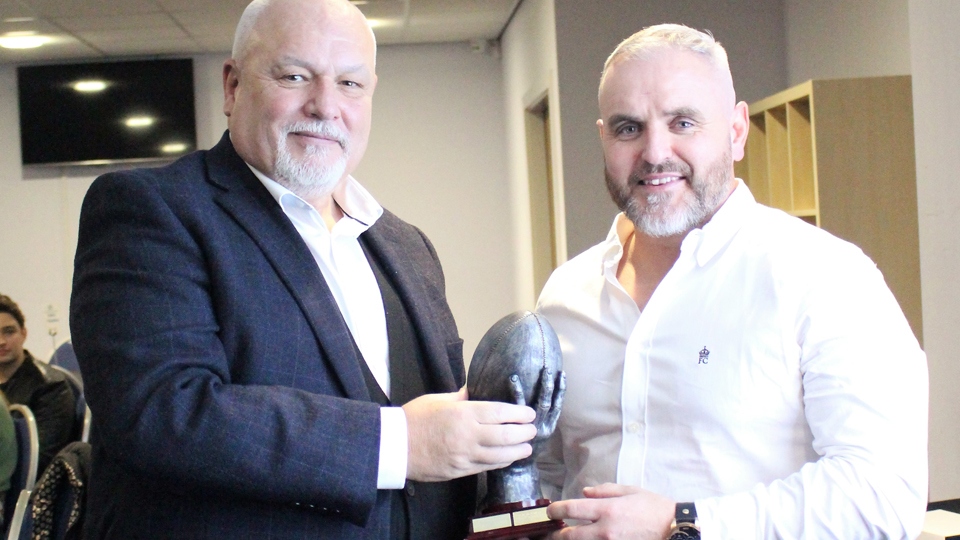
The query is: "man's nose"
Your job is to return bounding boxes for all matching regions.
[304,79,340,120]
[640,126,673,165]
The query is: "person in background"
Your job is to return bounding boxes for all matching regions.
[0,391,17,528]
[0,294,76,476]
[69,0,544,538]
[536,23,928,540]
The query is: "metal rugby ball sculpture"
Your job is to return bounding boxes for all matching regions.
[466,310,565,540]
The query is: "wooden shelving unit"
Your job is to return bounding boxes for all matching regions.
[735,76,923,343]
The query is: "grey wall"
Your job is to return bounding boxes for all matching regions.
[500,0,564,308]
[354,42,515,358]
[552,0,788,258]
[786,0,911,84]
[908,0,960,503]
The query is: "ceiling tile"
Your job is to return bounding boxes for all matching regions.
[0,0,518,63]
[19,0,162,18]
[55,13,178,33]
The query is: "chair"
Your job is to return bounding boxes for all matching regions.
[4,489,32,540]
[3,406,38,531]
[47,342,80,378]
[45,365,90,444]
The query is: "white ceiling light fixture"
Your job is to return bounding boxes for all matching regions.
[0,32,51,49]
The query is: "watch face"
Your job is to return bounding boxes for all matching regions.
[668,524,701,540]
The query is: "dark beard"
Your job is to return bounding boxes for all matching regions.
[604,148,734,238]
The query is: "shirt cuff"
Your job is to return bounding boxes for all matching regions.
[376,406,408,490]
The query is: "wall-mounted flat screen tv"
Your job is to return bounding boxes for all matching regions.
[17,58,197,166]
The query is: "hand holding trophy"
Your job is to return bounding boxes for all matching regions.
[466,311,566,540]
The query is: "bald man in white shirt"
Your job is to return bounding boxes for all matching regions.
[536,23,928,540]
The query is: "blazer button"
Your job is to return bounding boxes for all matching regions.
[405,483,416,497]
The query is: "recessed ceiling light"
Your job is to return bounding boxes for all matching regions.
[350,1,369,5]
[125,116,155,128]
[0,33,51,49]
[72,80,108,93]
[3,17,36,23]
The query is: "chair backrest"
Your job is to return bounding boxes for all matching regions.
[4,406,38,529]
[45,365,88,444]
[4,489,32,540]
[48,342,80,376]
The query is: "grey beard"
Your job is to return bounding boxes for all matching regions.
[605,150,732,238]
[273,122,349,201]
[623,189,710,238]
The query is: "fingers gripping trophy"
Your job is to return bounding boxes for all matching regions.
[466,311,566,540]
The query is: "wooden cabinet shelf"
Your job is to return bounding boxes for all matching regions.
[735,76,923,343]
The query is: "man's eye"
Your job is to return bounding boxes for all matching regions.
[676,120,694,129]
[283,74,305,82]
[617,124,638,136]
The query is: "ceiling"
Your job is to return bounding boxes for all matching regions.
[0,0,520,64]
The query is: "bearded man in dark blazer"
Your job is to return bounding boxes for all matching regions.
[69,0,539,538]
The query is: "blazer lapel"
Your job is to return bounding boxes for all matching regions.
[203,134,371,401]
[361,217,459,392]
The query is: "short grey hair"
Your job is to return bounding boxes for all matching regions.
[600,23,730,95]
[232,0,270,62]
[231,0,378,65]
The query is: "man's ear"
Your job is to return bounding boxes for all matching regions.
[223,60,240,118]
[597,118,605,140]
[730,101,749,162]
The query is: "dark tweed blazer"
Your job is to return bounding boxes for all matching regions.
[70,132,475,539]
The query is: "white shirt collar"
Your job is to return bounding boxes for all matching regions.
[246,164,384,233]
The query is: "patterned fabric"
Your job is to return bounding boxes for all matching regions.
[30,441,90,540]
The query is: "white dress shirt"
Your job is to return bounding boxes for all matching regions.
[251,166,407,490]
[536,180,928,539]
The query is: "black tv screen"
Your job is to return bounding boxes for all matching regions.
[17,58,197,166]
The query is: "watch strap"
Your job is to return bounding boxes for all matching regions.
[675,502,697,525]
[667,502,700,540]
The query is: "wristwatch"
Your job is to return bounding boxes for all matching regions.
[666,502,700,540]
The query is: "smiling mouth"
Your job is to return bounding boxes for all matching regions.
[638,176,683,186]
[292,132,344,148]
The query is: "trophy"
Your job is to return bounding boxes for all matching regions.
[465,311,566,540]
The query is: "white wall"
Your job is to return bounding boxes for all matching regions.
[786,0,912,84]
[2,45,514,363]
[500,0,563,309]
[908,0,960,503]
[353,42,515,360]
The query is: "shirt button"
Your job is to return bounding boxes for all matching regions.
[627,422,641,433]
[406,483,416,497]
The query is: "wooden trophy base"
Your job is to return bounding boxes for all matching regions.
[466,499,565,540]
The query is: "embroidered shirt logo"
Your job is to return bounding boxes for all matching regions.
[698,346,710,364]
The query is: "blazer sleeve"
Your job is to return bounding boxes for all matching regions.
[70,169,383,525]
